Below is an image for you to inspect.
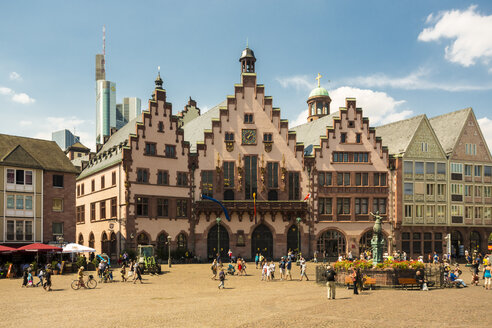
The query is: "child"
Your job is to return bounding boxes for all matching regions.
[218,269,225,289]
[121,265,127,282]
[27,269,33,287]
[21,268,28,287]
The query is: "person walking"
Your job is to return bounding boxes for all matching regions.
[121,264,127,282]
[299,257,309,281]
[43,264,52,291]
[286,257,293,280]
[313,251,318,263]
[352,267,360,295]
[483,263,491,290]
[471,259,480,286]
[218,268,225,289]
[133,262,143,284]
[255,253,259,269]
[36,266,45,287]
[228,249,232,263]
[325,265,337,299]
[211,259,218,279]
[279,257,286,280]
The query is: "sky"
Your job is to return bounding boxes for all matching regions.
[1,1,492,152]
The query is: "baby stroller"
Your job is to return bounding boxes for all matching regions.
[227,264,235,275]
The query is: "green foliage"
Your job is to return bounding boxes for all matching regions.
[122,249,136,260]
[91,258,99,267]
[30,261,37,272]
[51,261,58,271]
[76,255,87,268]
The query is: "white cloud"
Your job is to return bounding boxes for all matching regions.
[348,68,492,91]
[291,86,412,127]
[418,5,492,67]
[0,85,35,104]
[477,117,492,152]
[12,93,35,104]
[276,75,316,91]
[9,72,22,81]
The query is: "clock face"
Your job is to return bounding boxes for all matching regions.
[242,129,257,145]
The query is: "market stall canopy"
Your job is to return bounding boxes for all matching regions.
[62,243,95,253]
[0,245,17,252]
[17,243,62,252]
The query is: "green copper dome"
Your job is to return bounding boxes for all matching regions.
[308,87,329,98]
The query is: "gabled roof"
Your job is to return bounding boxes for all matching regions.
[182,100,227,152]
[68,142,90,150]
[0,134,78,173]
[78,117,141,179]
[429,107,472,155]
[375,115,425,155]
[289,112,340,155]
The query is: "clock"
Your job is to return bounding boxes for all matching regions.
[242,129,257,145]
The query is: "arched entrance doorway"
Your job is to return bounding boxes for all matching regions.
[286,224,300,254]
[359,230,388,255]
[157,233,168,260]
[451,230,463,258]
[470,231,481,253]
[207,224,230,261]
[101,232,110,254]
[252,224,273,259]
[317,230,346,260]
[110,232,117,259]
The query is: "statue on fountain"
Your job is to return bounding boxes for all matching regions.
[370,211,385,265]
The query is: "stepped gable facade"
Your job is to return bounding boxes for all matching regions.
[75,74,191,258]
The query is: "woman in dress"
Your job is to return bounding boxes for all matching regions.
[483,263,491,290]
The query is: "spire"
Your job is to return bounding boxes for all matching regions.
[239,43,256,73]
[155,66,163,89]
[316,73,322,88]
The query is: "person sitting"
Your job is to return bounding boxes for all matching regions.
[449,269,467,287]
[415,270,426,290]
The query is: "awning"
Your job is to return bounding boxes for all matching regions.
[0,245,17,253]
[17,243,63,252]
[62,243,96,253]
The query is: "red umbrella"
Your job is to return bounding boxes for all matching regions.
[17,243,62,252]
[0,245,16,252]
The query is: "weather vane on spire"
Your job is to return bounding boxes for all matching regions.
[246,37,249,48]
[316,73,322,88]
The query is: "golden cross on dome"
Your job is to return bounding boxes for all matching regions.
[316,73,322,88]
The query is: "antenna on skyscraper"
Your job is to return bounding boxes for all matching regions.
[102,25,106,56]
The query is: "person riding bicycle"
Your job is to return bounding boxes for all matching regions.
[78,266,85,287]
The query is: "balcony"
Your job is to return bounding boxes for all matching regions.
[451,216,463,224]
[451,194,463,202]
[451,173,462,181]
[425,195,435,202]
[195,200,308,216]
[426,174,435,180]
[321,186,388,194]
[415,174,424,180]
[436,174,446,181]
[404,173,413,180]
[437,195,446,202]
[415,194,424,202]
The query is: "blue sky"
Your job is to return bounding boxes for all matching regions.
[1,1,492,151]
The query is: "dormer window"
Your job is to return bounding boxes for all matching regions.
[244,113,254,124]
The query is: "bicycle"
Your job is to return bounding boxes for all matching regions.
[71,274,97,290]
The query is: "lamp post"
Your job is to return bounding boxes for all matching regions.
[216,217,221,260]
[167,235,172,268]
[296,217,301,263]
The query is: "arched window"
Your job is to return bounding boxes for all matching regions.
[177,233,187,250]
[137,232,150,245]
[110,232,117,257]
[78,233,84,245]
[470,231,481,252]
[89,232,95,249]
[317,230,346,259]
[101,231,109,254]
[157,233,168,259]
[451,230,463,257]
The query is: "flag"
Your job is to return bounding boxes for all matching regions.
[303,193,311,201]
[201,194,231,221]
[253,192,257,224]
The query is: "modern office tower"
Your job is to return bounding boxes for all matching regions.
[52,129,80,151]
[95,54,105,81]
[123,97,141,122]
[96,80,116,144]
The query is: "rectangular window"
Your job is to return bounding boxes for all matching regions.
[340,133,346,143]
[421,142,428,152]
[90,203,96,221]
[52,222,63,237]
[101,176,105,189]
[52,198,63,212]
[288,172,300,200]
[337,198,351,215]
[16,221,23,240]
[484,186,491,198]
[451,163,463,173]
[243,113,253,124]
[474,165,482,177]
[451,205,463,216]
[202,171,214,197]
[485,166,492,177]
[437,163,446,175]
[404,205,412,217]
[53,174,64,187]
[224,162,235,188]
[6,220,14,240]
[81,184,85,195]
[356,133,361,143]
[426,162,435,174]
[16,169,24,184]
[100,200,106,219]
[157,170,169,185]
[373,173,387,186]
[426,205,434,218]
[165,145,176,158]
[475,207,483,219]
[464,164,472,176]
[25,171,32,185]
[464,185,473,197]
[451,183,463,195]
[25,196,32,210]
[91,179,95,192]
[404,183,414,195]
[137,168,149,183]
[465,206,473,219]
[415,162,424,174]
[177,172,188,186]
[267,162,278,188]
[145,142,156,155]
[177,199,188,217]
[111,198,117,218]
[244,156,257,200]
[263,133,273,142]
[484,207,492,219]
[157,198,169,217]
[15,195,24,210]
[355,198,368,214]
[136,197,149,216]
[415,205,424,218]
[426,184,435,196]
[77,205,85,223]
[112,171,116,186]
[225,132,234,141]
[475,185,482,197]
[319,198,332,215]
[404,161,413,174]
[7,169,14,183]
[437,184,446,196]
[7,195,14,209]
[77,185,80,196]
[437,205,446,218]
[373,198,386,214]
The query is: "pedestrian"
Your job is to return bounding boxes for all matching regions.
[133,262,143,284]
[211,259,218,280]
[279,257,286,280]
[78,266,85,287]
[325,265,337,300]
[121,264,127,282]
[286,257,292,280]
[241,259,247,276]
[351,267,360,295]
[299,257,309,281]
[483,263,491,290]
[228,249,232,263]
[255,253,259,269]
[27,268,34,287]
[218,268,225,289]
[415,270,426,290]
[237,258,242,276]
[313,251,318,263]
[348,251,353,261]
[36,266,45,287]
[44,264,52,291]
[433,252,439,264]
[471,259,480,286]
[269,261,275,280]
